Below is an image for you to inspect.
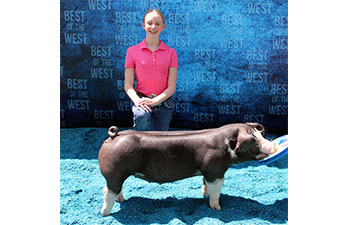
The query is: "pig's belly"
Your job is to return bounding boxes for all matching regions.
[133,162,202,184]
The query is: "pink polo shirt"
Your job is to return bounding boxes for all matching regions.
[125,40,178,96]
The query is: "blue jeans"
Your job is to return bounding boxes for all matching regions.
[132,97,174,131]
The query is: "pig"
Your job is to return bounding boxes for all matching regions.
[98,123,277,216]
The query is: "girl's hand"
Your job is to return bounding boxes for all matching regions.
[137,97,154,112]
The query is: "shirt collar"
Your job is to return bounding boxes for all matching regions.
[140,39,166,51]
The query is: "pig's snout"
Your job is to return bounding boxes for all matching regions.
[255,140,278,160]
[253,129,277,160]
[253,129,277,155]
[261,141,277,155]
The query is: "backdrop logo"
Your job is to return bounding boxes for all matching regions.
[60,0,288,133]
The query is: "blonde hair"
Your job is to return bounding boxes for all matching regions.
[142,9,165,24]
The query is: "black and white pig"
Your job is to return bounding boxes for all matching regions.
[98,123,277,216]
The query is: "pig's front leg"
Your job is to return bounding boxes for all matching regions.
[201,177,208,197]
[204,178,224,210]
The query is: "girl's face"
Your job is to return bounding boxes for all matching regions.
[142,11,166,38]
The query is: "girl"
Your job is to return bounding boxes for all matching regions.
[124,9,178,131]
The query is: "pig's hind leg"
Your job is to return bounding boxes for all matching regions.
[100,176,127,216]
[101,186,117,216]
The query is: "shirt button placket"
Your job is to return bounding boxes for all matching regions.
[152,52,156,66]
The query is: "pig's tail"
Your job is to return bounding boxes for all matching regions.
[108,126,119,138]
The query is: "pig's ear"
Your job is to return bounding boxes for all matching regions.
[246,123,265,135]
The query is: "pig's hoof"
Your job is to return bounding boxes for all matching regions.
[210,203,222,210]
[100,209,110,217]
[116,194,125,202]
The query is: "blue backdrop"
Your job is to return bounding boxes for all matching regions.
[60,0,288,134]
